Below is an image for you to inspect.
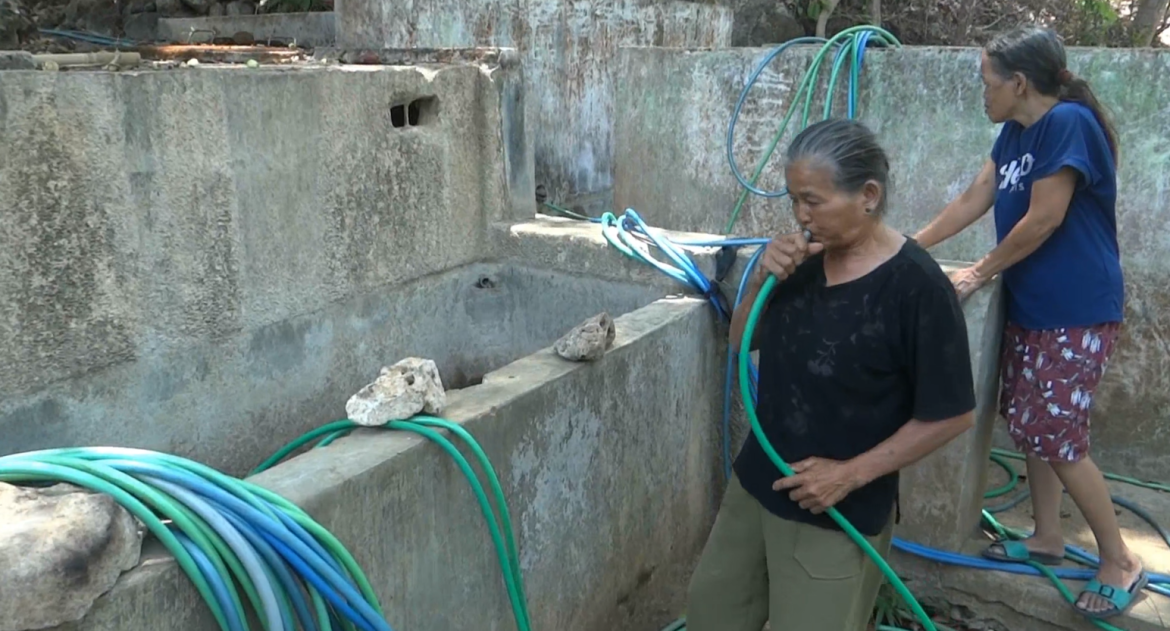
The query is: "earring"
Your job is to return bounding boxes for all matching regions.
[864,207,875,215]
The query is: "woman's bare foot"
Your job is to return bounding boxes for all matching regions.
[1075,548,1145,615]
[1016,534,1065,559]
[983,535,1065,564]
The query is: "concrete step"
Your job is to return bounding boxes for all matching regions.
[893,467,1170,630]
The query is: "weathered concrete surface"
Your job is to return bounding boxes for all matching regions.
[0,57,543,476]
[893,262,1005,552]
[55,297,724,631]
[893,464,1170,631]
[613,45,1170,482]
[158,11,336,46]
[0,260,659,477]
[335,0,732,215]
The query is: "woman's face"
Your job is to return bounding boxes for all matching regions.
[785,159,880,249]
[980,50,1018,124]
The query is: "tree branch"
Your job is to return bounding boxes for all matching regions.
[816,0,841,37]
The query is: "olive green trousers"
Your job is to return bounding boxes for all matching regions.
[685,474,894,631]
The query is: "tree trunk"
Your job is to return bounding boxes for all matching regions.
[1131,0,1170,46]
[816,0,840,38]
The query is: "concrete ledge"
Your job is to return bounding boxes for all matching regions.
[158,12,336,46]
[893,549,1170,631]
[893,450,1170,631]
[490,216,755,296]
[58,296,724,631]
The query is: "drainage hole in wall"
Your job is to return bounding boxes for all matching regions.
[444,366,485,390]
[409,96,437,125]
[474,276,497,289]
[391,96,439,128]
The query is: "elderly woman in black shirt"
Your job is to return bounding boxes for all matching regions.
[685,119,977,631]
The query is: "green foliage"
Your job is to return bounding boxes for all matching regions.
[783,0,1164,48]
[806,0,824,20]
[1083,0,1120,22]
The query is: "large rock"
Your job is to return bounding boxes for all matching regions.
[0,482,142,631]
[345,357,446,427]
[0,51,35,70]
[554,312,616,362]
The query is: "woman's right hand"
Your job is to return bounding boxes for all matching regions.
[757,231,825,282]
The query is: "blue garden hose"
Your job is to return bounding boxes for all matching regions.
[253,416,535,631]
[0,448,393,631]
[38,28,138,48]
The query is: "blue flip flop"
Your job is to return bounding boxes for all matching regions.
[982,539,1064,566]
[1076,569,1149,620]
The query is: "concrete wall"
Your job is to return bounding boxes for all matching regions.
[897,265,1004,552]
[0,57,540,476]
[59,296,724,631]
[158,12,337,46]
[613,45,1170,480]
[335,0,732,214]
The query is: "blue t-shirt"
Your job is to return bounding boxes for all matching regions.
[990,101,1124,330]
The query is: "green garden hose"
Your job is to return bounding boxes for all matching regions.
[0,447,392,631]
[253,416,534,631]
[724,25,901,235]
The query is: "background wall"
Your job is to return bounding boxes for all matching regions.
[335,0,733,214]
[613,44,1170,480]
[0,59,532,474]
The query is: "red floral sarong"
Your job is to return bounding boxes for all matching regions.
[998,322,1121,462]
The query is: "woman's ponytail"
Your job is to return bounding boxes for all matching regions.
[1060,74,1120,163]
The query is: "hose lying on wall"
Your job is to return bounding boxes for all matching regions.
[253,417,534,631]
[0,448,394,631]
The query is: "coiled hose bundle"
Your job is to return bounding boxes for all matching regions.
[0,448,392,631]
[253,416,534,631]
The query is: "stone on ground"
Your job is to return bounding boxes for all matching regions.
[554,312,616,362]
[0,482,142,631]
[346,357,446,427]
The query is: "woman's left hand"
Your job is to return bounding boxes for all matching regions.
[772,457,862,514]
[949,266,987,301]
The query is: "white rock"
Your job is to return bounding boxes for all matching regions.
[346,357,446,427]
[554,312,616,362]
[0,482,142,631]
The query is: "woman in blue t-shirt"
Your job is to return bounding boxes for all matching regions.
[915,26,1143,620]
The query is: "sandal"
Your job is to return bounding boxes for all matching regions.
[981,539,1064,566]
[1075,569,1149,620]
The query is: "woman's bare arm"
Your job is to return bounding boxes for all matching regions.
[847,413,975,486]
